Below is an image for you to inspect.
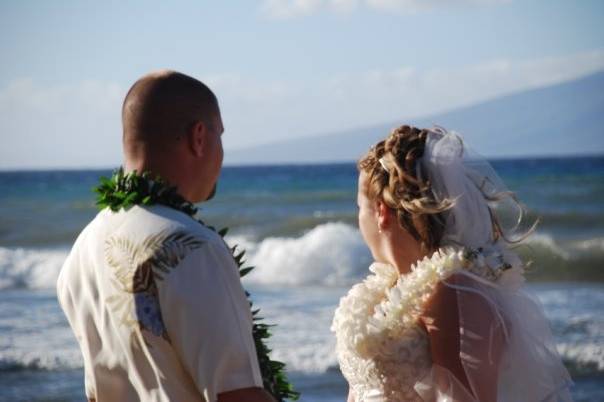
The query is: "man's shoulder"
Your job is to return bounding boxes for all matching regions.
[138,206,237,268]
[103,205,235,266]
[58,205,233,293]
[99,204,221,243]
[61,205,225,275]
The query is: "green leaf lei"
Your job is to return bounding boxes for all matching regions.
[94,168,299,401]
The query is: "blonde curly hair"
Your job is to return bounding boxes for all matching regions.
[358,125,453,253]
[358,124,535,253]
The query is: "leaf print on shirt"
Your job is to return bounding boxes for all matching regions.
[104,230,204,344]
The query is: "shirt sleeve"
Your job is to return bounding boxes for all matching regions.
[56,262,97,400]
[157,239,263,402]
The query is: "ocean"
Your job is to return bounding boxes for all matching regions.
[0,156,603,401]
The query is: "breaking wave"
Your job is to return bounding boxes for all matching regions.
[1,224,603,290]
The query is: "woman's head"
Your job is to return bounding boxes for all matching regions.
[357,125,454,260]
[358,125,535,266]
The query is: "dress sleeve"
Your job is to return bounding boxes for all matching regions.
[416,270,574,402]
[157,240,263,402]
[416,272,493,402]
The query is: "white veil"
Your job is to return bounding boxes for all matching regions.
[419,126,526,250]
[413,127,574,402]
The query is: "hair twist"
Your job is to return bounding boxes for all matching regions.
[358,125,454,252]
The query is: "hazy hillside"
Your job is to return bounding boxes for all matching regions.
[225,71,604,165]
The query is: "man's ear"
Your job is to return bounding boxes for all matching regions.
[188,121,207,157]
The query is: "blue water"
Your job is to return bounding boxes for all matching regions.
[0,156,603,401]
[2,156,603,245]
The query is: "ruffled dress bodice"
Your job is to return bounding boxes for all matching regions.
[332,261,433,401]
[337,312,431,401]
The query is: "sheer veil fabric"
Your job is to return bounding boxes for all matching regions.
[415,270,574,401]
[415,128,573,401]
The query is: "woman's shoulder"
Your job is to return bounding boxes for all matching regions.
[416,245,526,317]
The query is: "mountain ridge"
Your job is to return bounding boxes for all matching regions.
[225,71,604,165]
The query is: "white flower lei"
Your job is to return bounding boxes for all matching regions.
[331,246,523,359]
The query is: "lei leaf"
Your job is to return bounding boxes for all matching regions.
[94,168,300,401]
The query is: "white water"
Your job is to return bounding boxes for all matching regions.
[233,222,372,286]
[2,222,601,377]
[0,247,68,290]
[1,284,603,378]
[1,224,603,290]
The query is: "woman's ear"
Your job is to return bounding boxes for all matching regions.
[188,121,207,157]
[376,200,391,231]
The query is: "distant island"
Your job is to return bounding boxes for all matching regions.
[225,71,604,165]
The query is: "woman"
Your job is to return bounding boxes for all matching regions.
[331,125,573,401]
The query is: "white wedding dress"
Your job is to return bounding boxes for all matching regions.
[331,247,574,402]
[333,127,574,401]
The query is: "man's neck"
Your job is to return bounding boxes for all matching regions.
[124,159,195,203]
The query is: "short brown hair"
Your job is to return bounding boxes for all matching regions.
[122,70,218,144]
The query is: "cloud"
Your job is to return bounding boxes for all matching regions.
[366,0,509,13]
[323,49,604,124]
[219,49,604,151]
[0,79,126,169]
[260,0,509,19]
[261,0,325,19]
[1,49,602,168]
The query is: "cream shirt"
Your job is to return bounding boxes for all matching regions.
[57,205,263,402]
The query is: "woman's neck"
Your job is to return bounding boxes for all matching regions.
[386,229,429,276]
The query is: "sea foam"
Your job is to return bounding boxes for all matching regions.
[0,247,68,290]
[0,222,370,290]
[231,222,372,286]
[1,225,602,290]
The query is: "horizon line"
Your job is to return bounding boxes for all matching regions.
[1,152,603,173]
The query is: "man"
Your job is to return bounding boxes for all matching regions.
[57,70,276,402]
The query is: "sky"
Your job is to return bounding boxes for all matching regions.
[0,0,603,169]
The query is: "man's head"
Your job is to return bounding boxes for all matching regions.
[122,70,223,203]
